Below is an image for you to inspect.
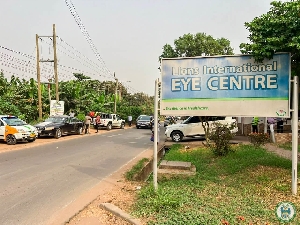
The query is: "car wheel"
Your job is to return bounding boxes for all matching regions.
[120,123,125,129]
[54,128,62,139]
[136,126,139,129]
[171,131,183,142]
[107,123,112,130]
[6,134,17,145]
[76,127,83,135]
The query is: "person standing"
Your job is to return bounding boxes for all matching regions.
[251,116,259,133]
[276,117,284,133]
[128,115,132,127]
[69,110,75,117]
[95,113,101,133]
[84,113,92,134]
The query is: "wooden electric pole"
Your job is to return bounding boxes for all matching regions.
[36,34,42,120]
[36,24,59,118]
[114,73,118,114]
[53,24,59,101]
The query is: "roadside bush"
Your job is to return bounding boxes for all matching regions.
[77,113,85,121]
[248,132,270,148]
[209,123,235,156]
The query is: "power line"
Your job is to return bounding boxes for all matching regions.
[57,36,109,75]
[64,0,113,78]
[0,45,143,93]
[40,37,111,79]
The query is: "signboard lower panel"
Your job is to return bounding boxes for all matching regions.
[161,99,289,117]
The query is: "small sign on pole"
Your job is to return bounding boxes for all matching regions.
[50,100,64,116]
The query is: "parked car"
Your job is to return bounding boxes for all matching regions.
[34,115,84,139]
[165,116,238,142]
[0,115,38,145]
[136,115,152,129]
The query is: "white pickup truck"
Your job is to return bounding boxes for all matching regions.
[94,113,125,130]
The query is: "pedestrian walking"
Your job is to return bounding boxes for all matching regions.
[84,113,92,134]
[95,113,101,133]
[128,115,132,127]
[252,116,259,133]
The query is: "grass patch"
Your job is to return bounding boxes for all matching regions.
[125,158,149,181]
[278,142,300,152]
[131,144,300,224]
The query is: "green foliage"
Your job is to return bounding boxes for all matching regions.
[125,158,149,181]
[73,73,91,81]
[278,142,300,152]
[248,132,270,148]
[240,0,300,76]
[159,32,234,62]
[0,72,154,123]
[132,144,296,224]
[76,113,85,121]
[209,123,235,156]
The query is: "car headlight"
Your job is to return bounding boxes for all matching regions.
[45,126,55,130]
[17,129,26,133]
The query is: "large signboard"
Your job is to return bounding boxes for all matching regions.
[50,100,64,116]
[160,53,290,117]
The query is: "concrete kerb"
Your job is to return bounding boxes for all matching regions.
[100,203,142,225]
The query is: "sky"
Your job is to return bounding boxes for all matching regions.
[0,0,277,96]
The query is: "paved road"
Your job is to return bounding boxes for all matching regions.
[0,127,160,225]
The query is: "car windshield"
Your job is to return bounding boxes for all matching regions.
[2,117,27,126]
[45,117,67,123]
[138,116,151,121]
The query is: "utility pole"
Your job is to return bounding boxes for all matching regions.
[38,24,59,103]
[114,73,118,114]
[53,24,59,101]
[36,34,42,120]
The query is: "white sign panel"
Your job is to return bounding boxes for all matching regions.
[160,53,290,117]
[50,100,64,116]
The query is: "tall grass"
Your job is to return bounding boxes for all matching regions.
[131,144,300,225]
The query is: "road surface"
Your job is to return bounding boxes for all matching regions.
[0,127,160,225]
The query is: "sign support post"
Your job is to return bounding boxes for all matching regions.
[153,79,159,191]
[292,76,298,195]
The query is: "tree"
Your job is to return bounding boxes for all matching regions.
[159,32,234,62]
[73,73,91,81]
[240,0,300,76]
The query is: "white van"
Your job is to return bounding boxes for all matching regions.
[0,115,38,145]
[165,116,238,142]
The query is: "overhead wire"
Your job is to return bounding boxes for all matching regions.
[57,36,110,77]
[0,44,142,93]
[64,0,113,78]
[39,37,113,80]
